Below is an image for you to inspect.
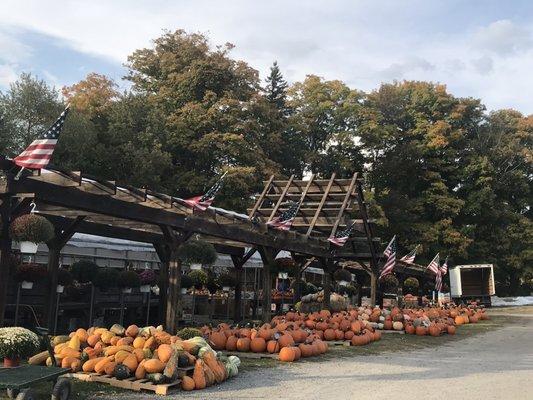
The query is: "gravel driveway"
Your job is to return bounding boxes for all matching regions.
[96,308,533,400]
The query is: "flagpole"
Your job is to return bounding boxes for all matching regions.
[14,167,25,181]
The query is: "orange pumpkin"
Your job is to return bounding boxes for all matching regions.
[250,337,267,353]
[181,376,195,391]
[278,333,295,348]
[236,338,251,352]
[225,336,238,351]
[279,347,295,362]
[266,340,280,354]
[323,329,336,341]
[210,331,227,350]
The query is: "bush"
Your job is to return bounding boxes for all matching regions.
[118,270,141,288]
[0,327,40,359]
[93,268,120,290]
[180,274,193,289]
[333,268,352,283]
[57,269,73,286]
[403,277,419,294]
[176,327,202,340]
[380,274,399,292]
[178,240,217,266]
[218,272,237,287]
[269,257,297,276]
[9,214,54,243]
[15,263,47,283]
[138,269,156,285]
[71,260,99,283]
[338,284,358,297]
[188,270,208,289]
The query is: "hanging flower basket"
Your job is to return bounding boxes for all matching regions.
[177,240,217,266]
[15,264,47,288]
[71,260,99,284]
[21,281,33,290]
[333,268,352,283]
[93,268,119,291]
[117,270,141,293]
[188,270,208,290]
[10,214,54,245]
[19,241,38,254]
[140,285,151,293]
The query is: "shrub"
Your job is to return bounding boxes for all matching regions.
[338,284,358,296]
[178,240,217,266]
[188,270,208,289]
[380,274,399,292]
[333,268,352,283]
[15,263,47,283]
[0,327,40,359]
[403,277,419,294]
[71,260,99,283]
[93,268,120,290]
[117,270,141,288]
[9,214,54,243]
[180,274,193,289]
[57,269,73,286]
[138,269,156,285]
[218,272,237,287]
[176,327,202,340]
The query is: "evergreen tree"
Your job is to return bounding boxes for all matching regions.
[264,61,289,114]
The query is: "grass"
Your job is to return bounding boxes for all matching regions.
[0,313,519,399]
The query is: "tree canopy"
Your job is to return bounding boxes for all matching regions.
[0,29,530,295]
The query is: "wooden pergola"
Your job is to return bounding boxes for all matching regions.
[0,161,380,330]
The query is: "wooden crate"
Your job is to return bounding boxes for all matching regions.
[222,351,279,360]
[66,367,193,395]
[326,340,351,347]
[381,330,405,334]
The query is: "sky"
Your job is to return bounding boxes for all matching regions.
[0,0,532,113]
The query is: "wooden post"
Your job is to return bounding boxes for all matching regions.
[322,259,332,310]
[154,243,169,323]
[165,246,181,333]
[0,196,13,327]
[370,271,378,307]
[231,255,243,323]
[258,247,276,323]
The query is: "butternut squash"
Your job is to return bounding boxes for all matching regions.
[114,350,131,364]
[104,361,117,376]
[133,348,145,363]
[144,359,165,374]
[61,356,78,369]
[70,359,82,372]
[157,344,172,363]
[60,347,81,359]
[104,345,134,356]
[95,357,112,374]
[135,360,146,380]
[82,357,106,372]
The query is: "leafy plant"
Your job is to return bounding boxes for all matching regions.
[333,268,352,283]
[188,270,208,289]
[205,270,220,294]
[180,274,193,289]
[71,260,99,283]
[117,270,141,288]
[176,327,202,340]
[15,263,47,282]
[9,214,54,243]
[0,327,40,359]
[380,274,399,292]
[403,277,419,294]
[269,257,297,276]
[93,268,120,290]
[338,284,358,296]
[177,240,217,266]
[218,273,237,288]
[57,269,73,286]
[138,269,156,285]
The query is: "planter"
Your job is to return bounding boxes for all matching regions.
[190,263,202,270]
[19,241,38,254]
[122,288,132,294]
[338,280,349,287]
[222,286,230,292]
[181,288,188,295]
[278,272,288,279]
[56,285,64,294]
[140,285,151,293]
[21,281,33,290]
[3,357,20,368]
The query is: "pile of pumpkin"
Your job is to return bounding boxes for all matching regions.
[29,324,241,391]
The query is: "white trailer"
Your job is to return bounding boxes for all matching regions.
[449,264,495,306]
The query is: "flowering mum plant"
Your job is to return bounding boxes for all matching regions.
[15,263,48,282]
[9,214,54,243]
[0,327,40,359]
[138,269,156,285]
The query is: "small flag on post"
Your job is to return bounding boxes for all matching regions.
[440,256,448,275]
[184,171,227,211]
[435,269,443,292]
[379,236,397,278]
[266,201,300,231]
[400,244,419,264]
[328,220,357,247]
[426,253,440,275]
[14,105,69,170]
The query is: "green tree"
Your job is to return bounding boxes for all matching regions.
[264,61,289,114]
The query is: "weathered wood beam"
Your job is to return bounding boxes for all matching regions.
[0,195,13,327]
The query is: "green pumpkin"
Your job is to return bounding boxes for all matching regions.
[114,364,131,380]
[80,351,90,364]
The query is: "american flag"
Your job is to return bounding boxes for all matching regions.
[14,105,69,170]
[400,244,419,264]
[184,171,227,211]
[426,253,440,275]
[379,236,397,278]
[267,201,300,231]
[440,256,448,275]
[328,220,357,247]
[435,269,443,292]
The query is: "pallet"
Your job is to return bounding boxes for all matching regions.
[222,351,279,360]
[66,368,193,395]
[381,330,405,334]
[326,340,351,347]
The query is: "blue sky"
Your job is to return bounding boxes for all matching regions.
[1,0,532,113]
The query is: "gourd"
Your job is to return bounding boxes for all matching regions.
[83,357,106,372]
[126,324,139,337]
[392,321,404,331]
[202,351,225,383]
[144,359,165,373]
[104,361,117,376]
[135,360,146,380]
[52,335,71,346]
[110,324,125,336]
[29,351,49,365]
[114,364,131,380]
[163,349,180,381]
[147,373,165,384]
[116,337,134,346]
[122,354,138,371]
[133,337,145,349]
[181,376,195,391]
[114,350,131,364]
[193,360,206,389]
[157,344,173,363]
[225,356,240,378]
[61,356,78,369]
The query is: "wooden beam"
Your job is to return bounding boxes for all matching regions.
[268,175,294,222]
[0,195,13,327]
[355,182,379,271]
[306,173,335,236]
[248,175,274,219]
[330,173,358,237]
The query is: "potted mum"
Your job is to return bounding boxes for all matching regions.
[10,214,54,254]
[56,268,73,294]
[0,327,40,367]
[178,239,217,270]
[138,269,156,293]
[117,270,141,293]
[180,274,193,294]
[188,270,208,290]
[93,268,120,292]
[218,272,237,291]
[333,268,352,286]
[71,260,99,284]
[380,274,399,294]
[403,277,420,295]
[15,263,47,289]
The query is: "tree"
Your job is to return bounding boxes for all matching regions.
[264,61,289,114]
[0,73,62,156]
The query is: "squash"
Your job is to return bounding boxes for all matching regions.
[87,334,101,347]
[114,364,131,380]
[67,335,81,351]
[60,347,81,359]
[279,347,295,362]
[104,361,117,376]
[210,332,227,350]
[82,357,106,372]
[110,324,125,336]
[203,362,215,387]
[29,351,49,365]
[70,359,82,372]
[202,351,225,383]
[144,359,165,374]
[105,345,134,356]
[110,336,120,346]
[75,328,89,343]
[142,348,153,359]
[116,337,134,346]
[95,357,113,374]
[101,331,115,344]
[114,350,131,364]
[135,360,147,380]
[266,340,280,354]
[126,324,139,338]
[193,360,206,390]
[133,337,145,349]
[122,354,138,372]
[178,353,189,368]
[181,376,195,391]
[143,336,156,350]
[132,348,145,363]
[163,349,179,381]
[157,344,173,363]
[61,356,79,369]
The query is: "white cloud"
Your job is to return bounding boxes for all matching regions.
[0,64,18,87]
[0,1,531,113]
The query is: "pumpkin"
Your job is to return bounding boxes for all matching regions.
[292,346,301,361]
[279,347,295,362]
[428,324,440,337]
[82,357,105,372]
[225,336,238,351]
[87,334,101,348]
[126,324,139,338]
[70,359,82,372]
[236,338,251,352]
[157,344,173,363]
[392,321,404,331]
[95,357,113,374]
[266,340,280,354]
[350,321,362,333]
[383,320,393,330]
[104,361,117,376]
[116,337,134,347]
[278,333,295,348]
[258,328,273,341]
[323,329,336,341]
[122,354,138,371]
[133,337,145,349]
[61,356,78,369]
[135,360,146,379]
[415,326,427,336]
[344,331,354,340]
[373,331,382,341]
[447,325,456,335]
[132,348,145,363]
[182,376,195,391]
[405,325,415,335]
[250,337,267,353]
[335,329,344,340]
[75,328,89,343]
[114,350,131,364]
[144,359,165,374]
[210,331,227,350]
